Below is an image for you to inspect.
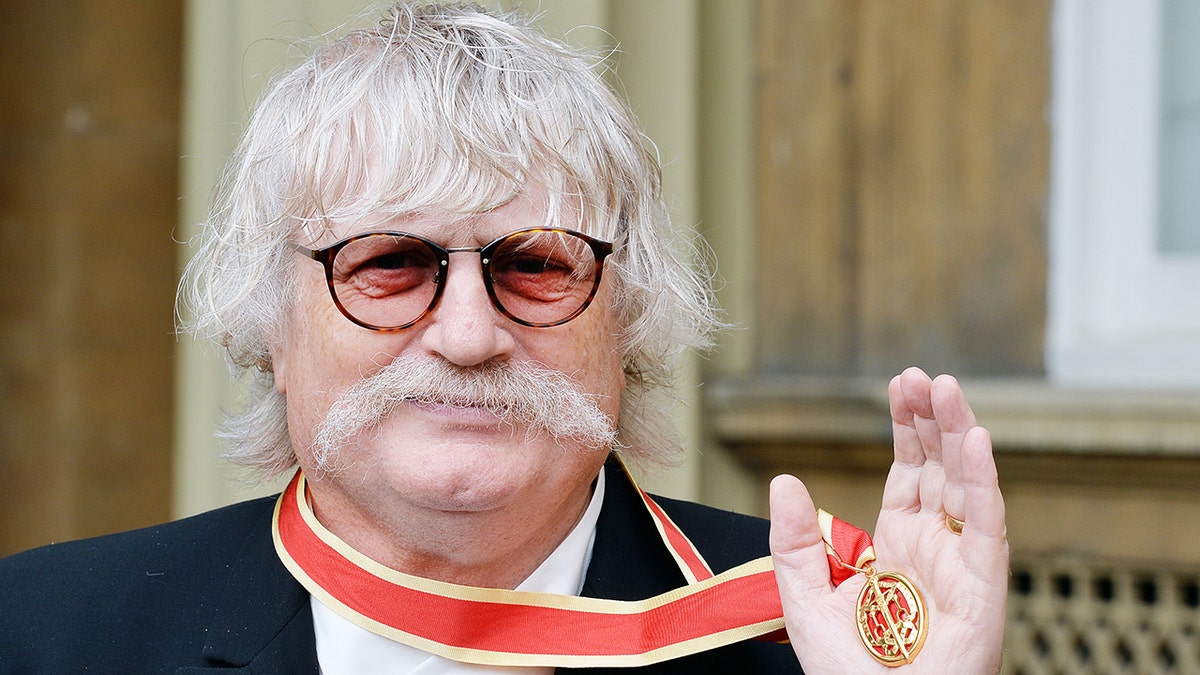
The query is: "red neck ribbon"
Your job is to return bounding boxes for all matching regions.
[817,509,878,584]
[272,467,871,668]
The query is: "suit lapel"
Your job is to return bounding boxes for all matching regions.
[179,499,319,673]
[580,458,687,602]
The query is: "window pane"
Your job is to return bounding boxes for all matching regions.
[1159,0,1200,254]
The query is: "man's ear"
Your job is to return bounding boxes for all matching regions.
[267,341,288,394]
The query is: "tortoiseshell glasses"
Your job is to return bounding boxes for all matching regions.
[293,227,614,331]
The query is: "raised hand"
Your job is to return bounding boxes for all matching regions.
[769,367,1009,673]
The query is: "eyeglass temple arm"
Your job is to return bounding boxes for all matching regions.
[287,240,326,261]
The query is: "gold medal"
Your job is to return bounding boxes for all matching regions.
[818,509,932,666]
[855,566,928,666]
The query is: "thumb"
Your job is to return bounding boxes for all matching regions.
[769,474,834,618]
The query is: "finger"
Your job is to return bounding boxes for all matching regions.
[930,374,979,519]
[889,370,923,466]
[769,475,833,623]
[883,369,928,514]
[930,374,978,431]
[960,426,1009,577]
[899,367,946,464]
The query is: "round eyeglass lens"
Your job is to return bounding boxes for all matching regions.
[329,233,442,329]
[486,229,602,326]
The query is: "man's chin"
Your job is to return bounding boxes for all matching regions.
[380,457,540,513]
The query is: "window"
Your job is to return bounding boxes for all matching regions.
[1159,0,1200,254]
[1048,0,1200,389]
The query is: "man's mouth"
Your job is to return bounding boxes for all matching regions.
[407,397,511,424]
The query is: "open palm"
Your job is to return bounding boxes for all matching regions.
[769,367,1009,673]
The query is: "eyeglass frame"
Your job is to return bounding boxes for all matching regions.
[290,226,615,332]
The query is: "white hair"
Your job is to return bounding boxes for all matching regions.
[178,2,722,477]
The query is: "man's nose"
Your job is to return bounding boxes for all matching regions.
[419,253,516,366]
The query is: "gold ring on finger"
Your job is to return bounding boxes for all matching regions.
[945,514,965,535]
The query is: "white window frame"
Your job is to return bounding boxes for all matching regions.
[1048,0,1200,389]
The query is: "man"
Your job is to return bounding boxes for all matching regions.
[0,3,1008,673]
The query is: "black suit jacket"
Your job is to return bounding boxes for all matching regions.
[0,461,801,673]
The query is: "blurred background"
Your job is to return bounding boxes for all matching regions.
[2,1,1198,672]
